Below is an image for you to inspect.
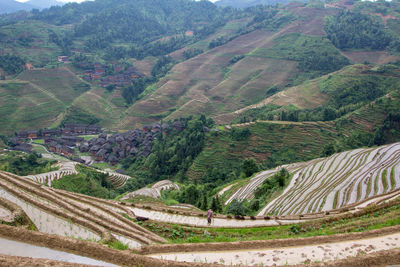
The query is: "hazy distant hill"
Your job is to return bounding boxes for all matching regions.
[0,0,35,14]
[26,0,63,9]
[214,0,293,8]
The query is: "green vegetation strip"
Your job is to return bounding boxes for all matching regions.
[137,199,400,245]
[382,170,388,192]
[390,167,396,189]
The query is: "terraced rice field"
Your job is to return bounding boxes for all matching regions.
[0,171,164,248]
[151,232,400,266]
[25,159,131,188]
[25,162,77,186]
[224,161,308,205]
[257,143,400,216]
[122,180,179,200]
[100,170,131,188]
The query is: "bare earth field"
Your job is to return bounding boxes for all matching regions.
[341,50,400,65]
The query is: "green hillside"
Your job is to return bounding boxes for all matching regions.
[228,63,400,123]
[186,91,400,184]
[0,81,65,134]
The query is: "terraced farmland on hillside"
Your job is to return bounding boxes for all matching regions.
[0,81,65,134]
[0,170,161,247]
[257,143,400,215]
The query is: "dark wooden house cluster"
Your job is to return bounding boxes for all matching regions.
[45,136,84,157]
[81,62,143,89]
[62,124,102,135]
[79,122,182,165]
[11,124,102,158]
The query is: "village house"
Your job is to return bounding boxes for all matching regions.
[42,129,61,137]
[25,63,34,70]
[60,146,74,157]
[113,64,124,73]
[151,123,161,134]
[142,125,151,132]
[58,56,70,63]
[16,130,38,139]
[62,124,102,135]
[12,143,32,153]
[185,31,194,37]
[61,135,84,146]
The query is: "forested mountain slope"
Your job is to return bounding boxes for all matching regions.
[0,0,399,133]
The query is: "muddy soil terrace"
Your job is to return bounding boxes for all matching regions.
[1,223,400,266]
[0,143,400,266]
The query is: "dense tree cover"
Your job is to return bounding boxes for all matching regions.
[33,0,235,59]
[0,152,56,176]
[229,55,245,64]
[118,116,214,193]
[242,158,259,177]
[226,199,249,216]
[246,5,295,31]
[0,54,25,74]
[373,112,400,146]
[233,67,400,123]
[254,168,288,199]
[122,56,174,105]
[122,77,152,105]
[353,0,400,17]
[62,106,100,125]
[48,30,73,55]
[183,48,204,60]
[230,127,251,141]
[325,10,400,51]
[53,164,116,199]
[151,56,174,78]
[260,33,350,74]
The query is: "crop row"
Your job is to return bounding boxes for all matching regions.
[257,143,400,215]
[0,171,165,247]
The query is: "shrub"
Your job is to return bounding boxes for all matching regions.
[226,199,249,216]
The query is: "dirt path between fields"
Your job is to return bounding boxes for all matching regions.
[0,237,117,267]
[150,232,400,266]
[3,222,400,266]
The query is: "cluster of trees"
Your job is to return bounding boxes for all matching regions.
[34,0,235,60]
[144,116,214,178]
[63,106,100,125]
[122,56,174,105]
[230,127,251,141]
[229,55,245,64]
[48,30,73,55]
[265,33,350,74]
[0,152,56,176]
[150,56,174,78]
[325,11,399,51]
[209,36,229,49]
[373,112,400,146]
[0,54,25,74]
[53,165,116,199]
[119,116,214,192]
[235,72,399,123]
[246,5,291,31]
[122,78,150,105]
[183,48,204,60]
[161,184,223,212]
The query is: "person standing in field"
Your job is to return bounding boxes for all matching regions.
[207,208,213,225]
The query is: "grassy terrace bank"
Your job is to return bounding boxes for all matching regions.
[136,198,400,244]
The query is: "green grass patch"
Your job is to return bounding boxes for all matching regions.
[248,33,349,74]
[333,191,339,209]
[138,201,400,244]
[390,167,396,189]
[52,165,116,199]
[382,170,388,192]
[108,240,129,250]
[32,139,44,145]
